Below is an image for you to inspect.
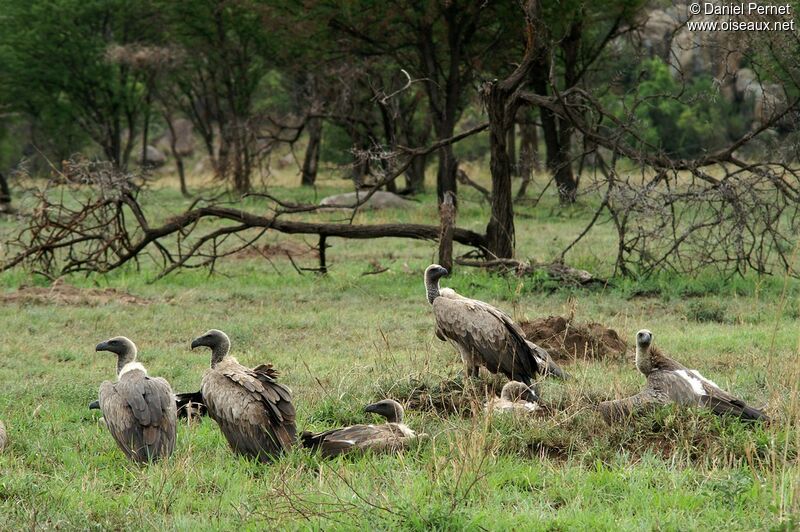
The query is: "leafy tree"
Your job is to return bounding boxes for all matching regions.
[0,0,160,168]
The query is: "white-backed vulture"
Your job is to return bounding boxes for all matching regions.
[0,420,6,452]
[424,264,568,384]
[485,381,541,415]
[598,329,768,424]
[191,329,296,462]
[300,399,422,458]
[96,337,177,463]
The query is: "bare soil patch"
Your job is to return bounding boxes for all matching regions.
[519,315,627,362]
[1,281,148,306]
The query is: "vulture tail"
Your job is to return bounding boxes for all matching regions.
[542,359,571,381]
[701,396,769,422]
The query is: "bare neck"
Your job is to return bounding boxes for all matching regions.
[210,340,231,368]
[116,351,136,375]
[425,275,440,304]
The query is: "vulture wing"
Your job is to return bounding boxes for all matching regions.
[202,363,296,461]
[688,371,768,421]
[301,424,413,458]
[99,372,177,463]
[664,369,768,420]
[433,296,538,384]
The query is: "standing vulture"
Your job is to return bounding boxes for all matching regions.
[425,264,569,384]
[598,329,768,424]
[485,381,541,415]
[0,420,6,452]
[191,329,296,462]
[301,399,422,458]
[96,337,177,463]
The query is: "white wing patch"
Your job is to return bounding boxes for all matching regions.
[118,362,147,378]
[674,369,711,396]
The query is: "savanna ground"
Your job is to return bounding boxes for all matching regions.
[1,163,799,530]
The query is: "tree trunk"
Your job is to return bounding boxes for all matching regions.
[438,191,456,271]
[436,142,458,204]
[301,117,322,186]
[0,172,11,212]
[164,113,189,197]
[533,60,577,204]
[517,117,539,199]
[404,153,427,194]
[507,122,517,177]
[483,82,515,259]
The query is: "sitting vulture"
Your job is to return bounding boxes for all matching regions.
[89,390,207,421]
[424,264,569,384]
[485,381,541,415]
[191,329,296,462]
[0,420,6,452]
[301,399,422,458]
[96,337,177,463]
[598,329,768,424]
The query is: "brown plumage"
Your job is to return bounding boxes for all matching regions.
[425,264,562,385]
[485,381,541,415]
[96,337,177,463]
[0,420,6,452]
[301,399,422,458]
[599,329,768,424]
[191,329,296,462]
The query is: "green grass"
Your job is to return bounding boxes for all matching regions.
[1,169,799,529]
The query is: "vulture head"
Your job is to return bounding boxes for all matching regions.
[191,329,231,367]
[635,329,654,375]
[96,336,138,375]
[424,264,449,304]
[365,399,405,423]
[500,381,539,403]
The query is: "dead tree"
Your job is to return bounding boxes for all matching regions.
[438,191,456,271]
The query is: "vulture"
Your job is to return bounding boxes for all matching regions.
[0,420,6,452]
[96,337,177,463]
[191,329,296,462]
[485,381,541,415]
[301,399,422,458]
[598,329,768,424]
[424,264,569,384]
[89,390,207,421]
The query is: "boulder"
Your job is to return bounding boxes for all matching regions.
[156,118,195,156]
[319,190,414,210]
[141,145,166,167]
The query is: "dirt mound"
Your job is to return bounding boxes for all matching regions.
[233,241,318,261]
[519,316,627,362]
[1,281,147,306]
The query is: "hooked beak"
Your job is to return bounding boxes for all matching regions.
[637,332,652,346]
[364,403,379,414]
[440,267,449,277]
[88,400,100,410]
[95,341,109,352]
[190,337,203,350]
